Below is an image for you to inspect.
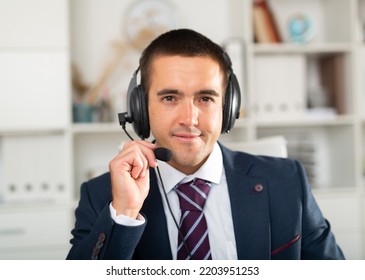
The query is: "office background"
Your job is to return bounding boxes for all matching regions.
[0,0,364,259]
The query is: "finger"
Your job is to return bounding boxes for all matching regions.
[122,140,158,169]
[129,151,149,179]
[110,140,157,182]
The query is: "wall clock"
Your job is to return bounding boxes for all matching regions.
[124,0,179,50]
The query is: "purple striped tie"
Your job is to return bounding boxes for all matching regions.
[175,178,212,260]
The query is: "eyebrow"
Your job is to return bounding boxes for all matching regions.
[197,89,221,97]
[156,88,221,96]
[156,88,180,96]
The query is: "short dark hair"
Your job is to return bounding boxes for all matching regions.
[139,28,229,93]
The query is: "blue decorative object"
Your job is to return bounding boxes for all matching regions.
[73,103,93,123]
[287,14,313,44]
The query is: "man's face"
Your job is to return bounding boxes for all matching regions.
[148,55,224,174]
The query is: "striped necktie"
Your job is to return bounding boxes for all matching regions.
[175,178,212,260]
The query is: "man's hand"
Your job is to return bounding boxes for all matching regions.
[109,140,158,219]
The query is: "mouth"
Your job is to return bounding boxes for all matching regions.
[172,131,202,142]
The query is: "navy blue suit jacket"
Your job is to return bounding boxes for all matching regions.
[66,144,345,260]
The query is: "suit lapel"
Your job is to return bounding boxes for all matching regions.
[222,145,271,260]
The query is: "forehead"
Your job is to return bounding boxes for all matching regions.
[150,55,224,84]
[151,54,221,68]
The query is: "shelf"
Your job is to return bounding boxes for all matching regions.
[71,123,122,134]
[252,43,353,55]
[0,127,66,136]
[254,114,355,128]
[0,202,72,212]
[71,119,253,135]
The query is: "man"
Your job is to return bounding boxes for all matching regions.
[67,29,345,260]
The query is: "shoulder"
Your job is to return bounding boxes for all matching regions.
[219,142,303,178]
[219,142,310,199]
[86,172,111,187]
[81,172,111,193]
[78,172,112,210]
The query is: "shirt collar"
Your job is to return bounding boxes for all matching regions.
[155,142,223,193]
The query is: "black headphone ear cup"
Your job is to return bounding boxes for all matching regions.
[221,73,241,133]
[129,85,150,139]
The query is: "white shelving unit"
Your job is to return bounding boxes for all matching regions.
[244,0,365,259]
[0,0,364,259]
[0,0,73,259]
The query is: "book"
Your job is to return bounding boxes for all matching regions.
[319,55,346,115]
[252,0,281,43]
[252,2,272,43]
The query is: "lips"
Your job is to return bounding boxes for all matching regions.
[174,133,200,138]
[172,129,202,141]
[173,133,201,143]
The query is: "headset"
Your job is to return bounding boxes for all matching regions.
[119,51,241,139]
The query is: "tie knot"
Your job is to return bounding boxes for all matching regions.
[175,178,212,211]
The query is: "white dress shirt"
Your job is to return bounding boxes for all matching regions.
[110,142,237,259]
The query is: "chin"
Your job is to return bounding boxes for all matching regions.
[174,151,207,168]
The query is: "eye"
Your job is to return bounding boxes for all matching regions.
[200,96,215,103]
[161,95,176,102]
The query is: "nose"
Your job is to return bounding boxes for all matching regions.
[179,100,198,126]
